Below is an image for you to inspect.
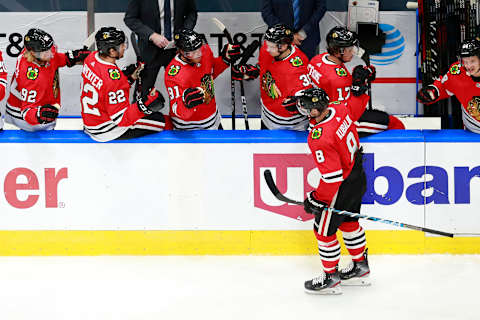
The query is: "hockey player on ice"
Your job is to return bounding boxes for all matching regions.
[164,28,240,130]
[81,27,166,141]
[417,38,480,134]
[292,87,371,295]
[5,28,89,132]
[308,26,405,136]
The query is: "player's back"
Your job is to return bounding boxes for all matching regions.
[81,52,131,127]
[308,52,352,102]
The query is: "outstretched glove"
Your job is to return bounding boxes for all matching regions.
[416,85,439,104]
[137,89,165,114]
[351,65,371,97]
[183,87,205,109]
[221,43,242,65]
[122,61,145,84]
[231,63,260,81]
[36,104,59,124]
[304,191,328,216]
[66,46,90,67]
[352,65,372,84]
[363,65,376,82]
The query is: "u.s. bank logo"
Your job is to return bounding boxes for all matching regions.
[253,153,477,222]
[370,24,405,66]
[253,154,317,222]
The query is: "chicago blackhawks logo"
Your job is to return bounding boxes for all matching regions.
[450,64,461,75]
[262,71,281,99]
[200,74,214,104]
[26,66,39,80]
[168,65,180,76]
[290,56,304,67]
[467,96,480,121]
[311,128,322,139]
[335,67,347,77]
[108,69,121,80]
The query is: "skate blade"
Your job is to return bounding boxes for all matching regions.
[340,276,371,286]
[304,286,342,295]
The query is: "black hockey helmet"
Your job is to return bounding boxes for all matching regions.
[296,88,330,114]
[174,29,203,52]
[95,27,126,54]
[264,24,294,45]
[458,38,480,59]
[326,26,358,50]
[24,28,54,52]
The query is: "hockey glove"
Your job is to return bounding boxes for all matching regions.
[351,82,368,97]
[137,89,165,114]
[66,46,90,67]
[416,85,439,104]
[221,43,242,65]
[304,191,328,216]
[36,104,59,124]
[352,65,371,84]
[122,61,145,84]
[282,97,299,114]
[183,87,205,109]
[365,65,376,82]
[231,64,260,81]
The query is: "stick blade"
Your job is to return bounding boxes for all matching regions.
[83,27,100,50]
[211,17,226,32]
[263,169,303,205]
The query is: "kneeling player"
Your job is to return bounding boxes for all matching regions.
[81,27,165,141]
[294,88,371,295]
[5,28,89,131]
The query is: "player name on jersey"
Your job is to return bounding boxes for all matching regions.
[82,63,103,90]
[336,114,353,140]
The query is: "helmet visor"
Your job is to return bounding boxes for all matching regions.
[182,47,202,59]
[343,45,359,56]
[297,104,310,116]
[33,46,54,60]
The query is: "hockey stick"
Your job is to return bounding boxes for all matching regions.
[212,18,238,130]
[357,47,373,110]
[83,27,100,50]
[406,1,419,9]
[236,39,260,130]
[130,32,144,99]
[263,169,454,238]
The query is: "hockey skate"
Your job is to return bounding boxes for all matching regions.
[304,272,342,295]
[339,248,371,286]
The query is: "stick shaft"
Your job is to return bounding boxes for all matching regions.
[263,169,454,237]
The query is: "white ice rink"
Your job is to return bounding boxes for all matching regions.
[0,255,477,320]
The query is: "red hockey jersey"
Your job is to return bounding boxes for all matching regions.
[6,46,66,125]
[258,42,311,130]
[430,61,480,133]
[0,51,7,101]
[164,44,228,130]
[80,52,148,141]
[308,94,369,205]
[307,52,352,102]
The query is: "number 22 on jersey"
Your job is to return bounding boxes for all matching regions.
[82,83,126,116]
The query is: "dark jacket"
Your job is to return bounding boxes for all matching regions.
[261,0,326,59]
[124,0,197,63]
